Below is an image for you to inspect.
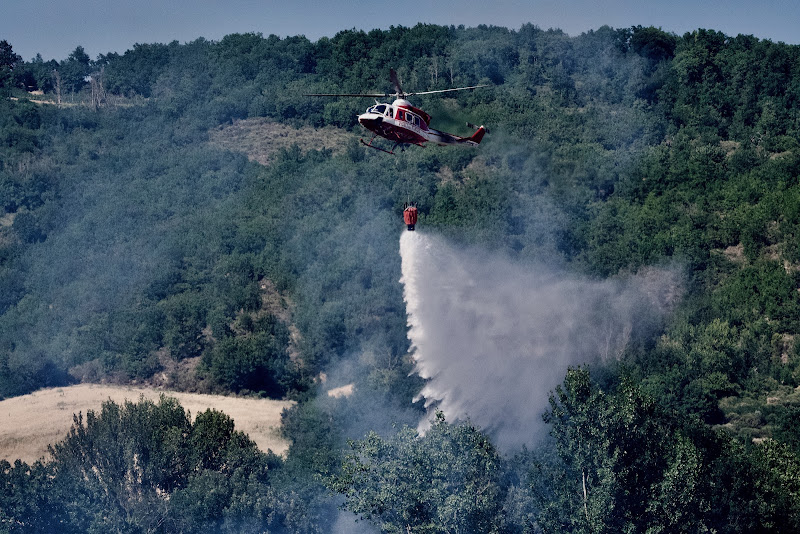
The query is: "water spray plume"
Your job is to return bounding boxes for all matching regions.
[400,231,678,450]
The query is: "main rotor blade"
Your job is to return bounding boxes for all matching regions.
[390,69,405,97]
[305,82,490,99]
[305,93,394,98]
[406,84,490,97]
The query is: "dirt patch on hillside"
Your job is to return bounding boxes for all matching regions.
[327,383,354,398]
[722,243,745,263]
[208,118,352,165]
[0,212,17,227]
[0,384,294,464]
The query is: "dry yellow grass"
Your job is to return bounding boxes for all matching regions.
[0,384,294,464]
[208,117,352,165]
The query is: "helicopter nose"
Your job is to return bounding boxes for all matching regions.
[358,114,383,129]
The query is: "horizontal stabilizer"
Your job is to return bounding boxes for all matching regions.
[466,122,490,134]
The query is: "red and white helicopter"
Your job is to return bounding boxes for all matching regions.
[308,69,488,154]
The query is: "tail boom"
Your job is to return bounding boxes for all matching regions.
[427,125,486,147]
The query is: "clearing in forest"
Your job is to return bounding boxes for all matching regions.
[0,384,294,464]
[208,117,351,165]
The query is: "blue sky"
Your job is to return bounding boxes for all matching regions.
[3,0,798,61]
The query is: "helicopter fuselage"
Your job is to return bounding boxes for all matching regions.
[358,98,484,148]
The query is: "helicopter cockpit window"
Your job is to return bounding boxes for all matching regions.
[386,107,394,117]
[371,104,387,115]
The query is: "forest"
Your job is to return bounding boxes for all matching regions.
[1,22,800,532]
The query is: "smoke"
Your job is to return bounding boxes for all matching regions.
[400,231,680,450]
[331,509,379,534]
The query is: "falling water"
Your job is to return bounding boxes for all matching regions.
[399,231,678,449]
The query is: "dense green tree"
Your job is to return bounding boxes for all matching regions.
[538,368,674,532]
[58,45,92,94]
[0,397,289,532]
[0,40,21,94]
[538,367,800,532]
[24,53,57,92]
[330,412,507,533]
[100,42,172,97]
[749,440,800,531]
[629,26,678,65]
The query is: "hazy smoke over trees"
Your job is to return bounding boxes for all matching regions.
[400,231,679,449]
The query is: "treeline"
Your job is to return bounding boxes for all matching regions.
[3,371,798,532]
[0,397,332,532]
[1,22,800,531]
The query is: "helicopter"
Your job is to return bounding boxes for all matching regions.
[307,69,488,154]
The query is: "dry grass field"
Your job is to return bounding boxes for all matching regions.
[208,117,352,165]
[0,384,294,464]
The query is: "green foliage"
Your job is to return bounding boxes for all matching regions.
[330,412,507,534]
[538,367,800,532]
[58,45,92,94]
[101,42,172,97]
[0,397,297,532]
[0,40,22,94]
[201,314,298,396]
[712,259,800,329]
[280,400,343,476]
[2,22,800,532]
[539,367,673,532]
[750,440,800,531]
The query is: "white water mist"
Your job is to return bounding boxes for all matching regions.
[400,231,679,450]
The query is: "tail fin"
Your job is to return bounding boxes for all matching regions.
[467,125,486,145]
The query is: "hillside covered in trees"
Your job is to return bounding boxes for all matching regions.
[2,23,800,532]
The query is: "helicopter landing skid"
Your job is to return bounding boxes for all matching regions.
[360,136,397,155]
